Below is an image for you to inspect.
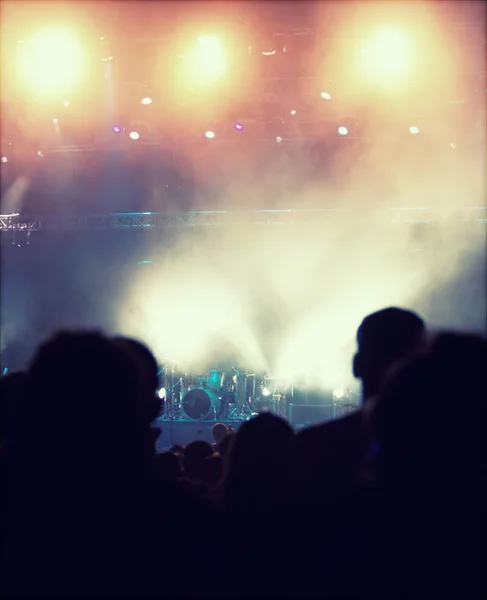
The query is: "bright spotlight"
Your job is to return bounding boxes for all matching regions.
[53,118,59,124]
[1,157,8,163]
[409,126,420,135]
[63,100,70,107]
[360,28,412,84]
[141,97,152,105]
[261,387,271,397]
[205,130,215,139]
[158,387,166,400]
[338,126,348,136]
[18,28,87,95]
[276,136,283,143]
[191,36,225,82]
[37,151,44,157]
[290,110,296,115]
[234,122,244,131]
[129,131,140,140]
[320,92,332,100]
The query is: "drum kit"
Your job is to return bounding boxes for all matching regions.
[158,364,293,422]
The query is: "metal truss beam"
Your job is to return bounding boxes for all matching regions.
[0,207,485,233]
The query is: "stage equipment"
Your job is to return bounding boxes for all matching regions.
[256,374,292,417]
[206,368,225,392]
[182,387,222,420]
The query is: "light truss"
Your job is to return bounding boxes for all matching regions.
[0,207,485,233]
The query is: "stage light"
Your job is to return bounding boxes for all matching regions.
[18,28,87,96]
[1,157,8,163]
[63,100,70,107]
[53,118,59,124]
[338,126,348,136]
[37,151,44,157]
[129,131,140,140]
[234,123,243,131]
[290,110,296,115]
[450,142,457,149]
[261,387,271,397]
[190,35,225,82]
[158,387,166,399]
[141,97,152,105]
[205,130,215,139]
[359,28,412,84]
[112,125,122,133]
[276,136,283,143]
[320,92,332,100]
[409,126,420,135]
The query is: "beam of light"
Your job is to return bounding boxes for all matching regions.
[1,176,31,214]
[18,28,87,96]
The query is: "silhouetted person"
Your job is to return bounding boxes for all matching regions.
[220,413,295,595]
[154,451,182,483]
[294,307,426,506]
[211,422,228,453]
[217,431,235,459]
[183,440,213,482]
[200,454,223,488]
[1,331,219,597]
[290,308,426,596]
[366,332,486,598]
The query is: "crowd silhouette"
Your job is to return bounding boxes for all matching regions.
[0,307,485,597]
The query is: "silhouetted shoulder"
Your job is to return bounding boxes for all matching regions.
[296,410,364,451]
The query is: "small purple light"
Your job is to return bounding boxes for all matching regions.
[234,122,243,131]
[112,125,122,133]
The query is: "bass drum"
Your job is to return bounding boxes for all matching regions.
[182,387,221,420]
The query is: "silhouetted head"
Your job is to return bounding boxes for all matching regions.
[222,413,294,511]
[353,307,426,401]
[183,440,213,481]
[212,422,228,443]
[155,451,182,483]
[200,454,223,487]
[112,336,161,422]
[369,331,486,500]
[27,331,142,462]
